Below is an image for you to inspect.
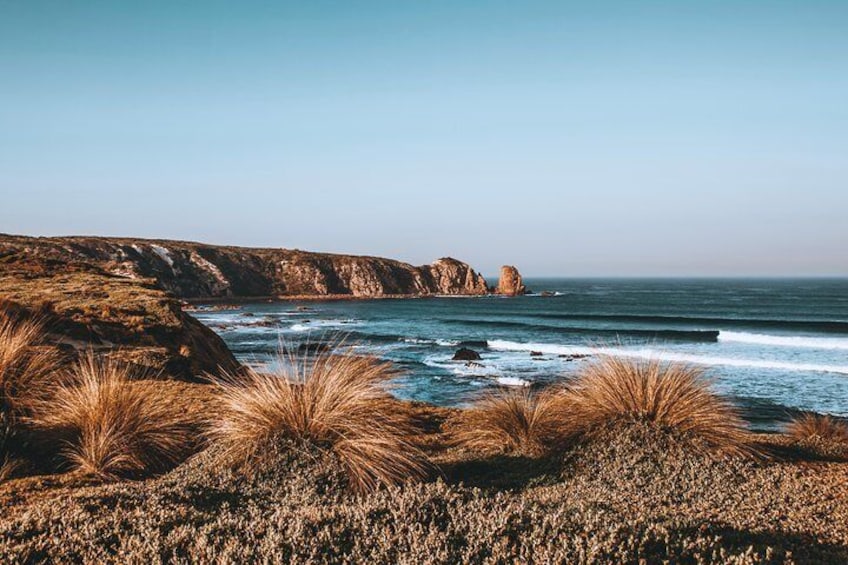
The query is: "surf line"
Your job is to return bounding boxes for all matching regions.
[488,340,848,375]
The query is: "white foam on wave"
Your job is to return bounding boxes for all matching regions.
[422,356,494,377]
[421,356,533,387]
[289,319,361,332]
[718,331,848,351]
[192,312,239,324]
[496,376,531,387]
[402,337,460,347]
[488,340,848,376]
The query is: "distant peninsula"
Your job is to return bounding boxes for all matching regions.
[0,234,510,379]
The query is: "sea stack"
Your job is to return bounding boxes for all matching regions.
[496,265,526,296]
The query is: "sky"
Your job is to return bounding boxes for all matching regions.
[1,1,846,276]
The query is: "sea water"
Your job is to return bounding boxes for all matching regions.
[193,278,848,430]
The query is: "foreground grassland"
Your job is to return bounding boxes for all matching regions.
[1,384,847,564]
[1,306,847,564]
[1,421,847,563]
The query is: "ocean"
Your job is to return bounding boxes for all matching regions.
[193,278,848,430]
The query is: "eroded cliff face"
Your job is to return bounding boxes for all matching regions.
[0,235,488,298]
[424,258,489,296]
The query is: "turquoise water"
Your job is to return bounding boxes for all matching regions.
[193,278,848,429]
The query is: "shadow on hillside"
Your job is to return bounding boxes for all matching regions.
[666,524,848,564]
[759,441,848,464]
[439,454,561,490]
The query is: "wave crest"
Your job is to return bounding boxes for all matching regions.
[718,331,848,351]
[488,340,848,376]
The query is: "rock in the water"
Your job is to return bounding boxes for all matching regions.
[452,347,482,361]
[558,353,591,362]
[496,265,526,297]
[530,351,544,357]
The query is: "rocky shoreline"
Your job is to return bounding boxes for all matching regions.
[0,234,524,380]
[0,233,525,378]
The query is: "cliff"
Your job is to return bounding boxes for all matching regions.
[0,235,488,298]
[0,234,489,380]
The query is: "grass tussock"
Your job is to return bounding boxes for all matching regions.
[787,413,848,444]
[563,356,755,457]
[209,349,428,493]
[30,353,192,480]
[786,413,848,459]
[0,309,60,463]
[449,388,572,457]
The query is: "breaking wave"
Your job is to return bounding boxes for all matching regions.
[718,331,848,351]
[488,340,848,375]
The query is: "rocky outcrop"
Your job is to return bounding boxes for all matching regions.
[496,265,526,297]
[0,235,488,298]
[0,272,238,381]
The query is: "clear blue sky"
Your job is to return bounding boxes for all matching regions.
[1,1,846,276]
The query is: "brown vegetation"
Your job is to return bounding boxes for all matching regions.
[787,412,848,459]
[448,388,570,457]
[209,349,428,493]
[788,413,848,443]
[29,353,193,480]
[561,356,756,457]
[1,417,846,564]
[0,309,60,470]
[0,272,239,381]
[454,357,758,460]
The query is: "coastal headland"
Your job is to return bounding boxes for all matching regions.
[0,233,514,377]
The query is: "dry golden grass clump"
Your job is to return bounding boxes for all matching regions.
[562,356,755,457]
[30,353,192,480]
[786,413,848,459]
[209,349,428,493]
[454,357,755,459]
[449,388,571,457]
[0,309,60,471]
[787,413,848,443]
